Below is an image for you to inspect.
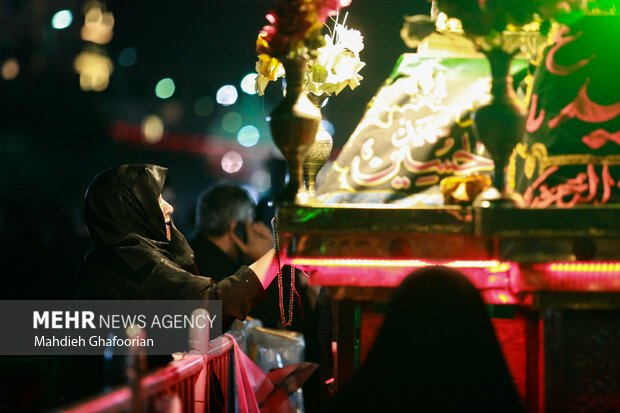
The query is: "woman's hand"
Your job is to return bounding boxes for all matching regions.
[248,249,278,289]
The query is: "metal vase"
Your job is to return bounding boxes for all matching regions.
[472,47,526,198]
[303,94,333,196]
[269,58,322,204]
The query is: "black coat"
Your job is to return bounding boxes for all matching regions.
[188,231,243,283]
[76,164,266,329]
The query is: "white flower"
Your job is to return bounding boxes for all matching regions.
[254,15,365,98]
[336,28,364,54]
[305,20,365,97]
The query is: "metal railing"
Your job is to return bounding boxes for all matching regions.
[63,310,234,413]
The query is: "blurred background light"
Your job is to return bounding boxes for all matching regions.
[155,78,175,99]
[74,52,113,91]
[51,10,73,30]
[118,47,137,67]
[216,85,238,106]
[221,151,243,173]
[250,170,271,192]
[81,4,114,44]
[237,125,260,147]
[221,112,242,133]
[142,114,164,143]
[194,96,214,117]
[240,73,258,95]
[1,58,20,80]
[161,101,184,124]
[322,119,335,136]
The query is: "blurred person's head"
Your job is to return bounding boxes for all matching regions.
[329,266,523,413]
[194,183,255,238]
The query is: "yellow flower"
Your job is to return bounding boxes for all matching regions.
[256,54,282,80]
[256,33,270,54]
[255,54,284,96]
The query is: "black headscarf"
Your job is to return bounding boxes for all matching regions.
[77,164,202,299]
[328,266,524,413]
[82,164,194,267]
[84,164,168,245]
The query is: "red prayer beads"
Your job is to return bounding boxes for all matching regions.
[274,208,296,327]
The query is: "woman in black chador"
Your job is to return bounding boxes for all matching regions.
[327,266,524,413]
[76,164,275,329]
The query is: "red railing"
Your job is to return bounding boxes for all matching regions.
[203,336,234,412]
[63,336,234,413]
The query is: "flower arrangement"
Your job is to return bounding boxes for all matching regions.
[305,16,365,97]
[254,0,354,96]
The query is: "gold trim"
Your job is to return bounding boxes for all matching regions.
[543,154,620,168]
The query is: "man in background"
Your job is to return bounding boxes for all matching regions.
[189,183,274,282]
[193,183,327,412]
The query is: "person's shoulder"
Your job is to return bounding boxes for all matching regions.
[103,234,176,272]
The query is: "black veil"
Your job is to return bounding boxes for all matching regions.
[328,266,524,412]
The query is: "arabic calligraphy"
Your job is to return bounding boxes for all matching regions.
[511,20,620,207]
[522,164,618,208]
[434,137,455,157]
[391,176,412,190]
[582,128,620,150]
[545,27,594,76]
[513,143,549,180]
[526,94,545,133]
[415,175,439,187]
[350,144,493,188]
[549,78,620,128]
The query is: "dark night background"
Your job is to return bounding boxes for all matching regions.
[0,0,426,409]
[0,0,427,299]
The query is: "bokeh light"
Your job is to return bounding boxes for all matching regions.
[161,101,184,124]
[81,4,114,44]
[194,96,214,117]
[237,125,260,147]
[240,73,258,95]
[221,112,242,133]
[221,151,243,173]
[216,85,238,106]
[74,52,113,91]
[118,47,137,67]
[250,170,271,192]
[1,58,20,80]
[155,78,175,99]
[52,10,73,29]
[142,115,164,143]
